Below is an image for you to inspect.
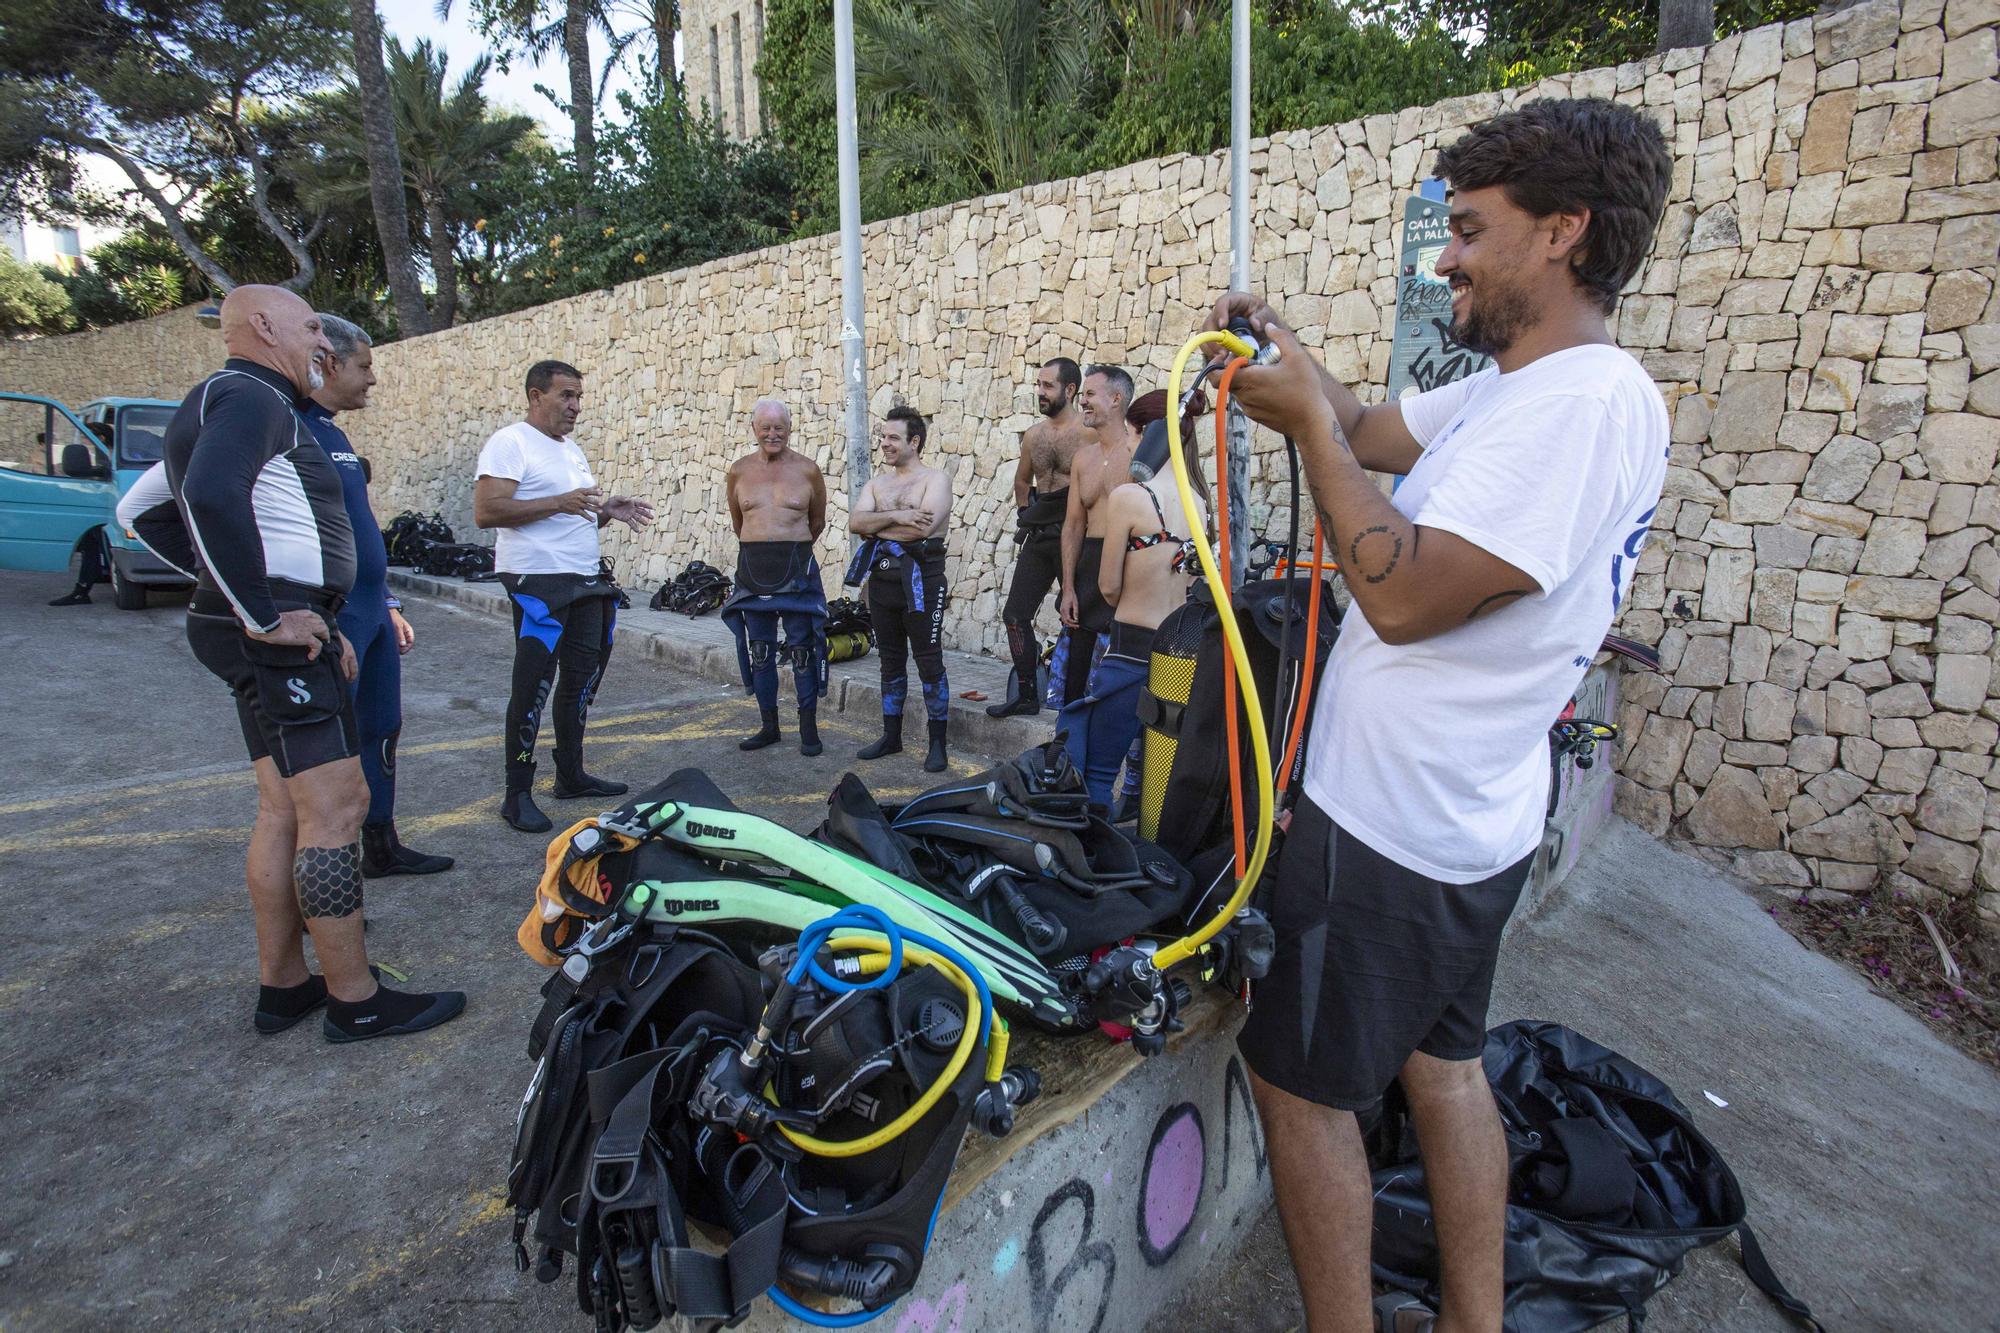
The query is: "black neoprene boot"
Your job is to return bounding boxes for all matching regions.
[553,771,629,799]
[924,719,949,773]
[361,820,454,877]
[502,766,553,833]
[48,586,91,607]
[988,627,1043,717]
[857,713,903,761]
[740,706,782,751]
[986,675,1041,718]
[798,709,823,757]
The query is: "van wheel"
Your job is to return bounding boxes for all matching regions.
[112,561,147,610]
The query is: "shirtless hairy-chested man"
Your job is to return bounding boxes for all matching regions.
[1060,411,1209,808]
[721,399,831,755]
[849,405,955,772]
[1053,364,1139,708]
[989,357,1092,718]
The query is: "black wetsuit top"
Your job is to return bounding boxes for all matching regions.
[162,359,357,630]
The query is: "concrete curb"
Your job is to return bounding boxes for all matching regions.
[389,570,1057,759]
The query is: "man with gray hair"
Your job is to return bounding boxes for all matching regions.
[304,313,453,877]
[722,397,830,754]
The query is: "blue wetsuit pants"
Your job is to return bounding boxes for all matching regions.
[1058,629,1152,810]
[737,608,822,713]
[338,603,403,826]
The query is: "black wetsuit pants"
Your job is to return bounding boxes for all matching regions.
[1000,533,1062,695]
[870,563,949,721]
[504,585,616,791]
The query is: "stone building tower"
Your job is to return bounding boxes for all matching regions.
[681,0,766,140]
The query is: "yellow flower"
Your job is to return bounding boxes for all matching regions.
[633,253,646,264]
[550,233,564,248]
[473,217,487,232]
[602,224,616,236]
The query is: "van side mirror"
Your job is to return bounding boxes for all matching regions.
[61,443,109,479]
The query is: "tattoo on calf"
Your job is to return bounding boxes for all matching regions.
[1347,525,1404,584]
[296,843,363,919]
[1466,590,1530,621]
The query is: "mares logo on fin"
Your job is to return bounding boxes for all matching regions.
[683,820,735,841]
[654,897,722,915]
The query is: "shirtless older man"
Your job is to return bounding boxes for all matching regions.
[849,406,954,772]
[721,398,830,755]
[1052,364,1139,708]
[988,357,1091,718]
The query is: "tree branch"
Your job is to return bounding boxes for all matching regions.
[86,136,240,293]
[245,143,318,292]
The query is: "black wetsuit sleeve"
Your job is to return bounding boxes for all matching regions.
[179,380,286,632]
[115,461,197,578]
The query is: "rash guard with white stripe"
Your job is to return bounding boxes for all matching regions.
[161,359,357,631]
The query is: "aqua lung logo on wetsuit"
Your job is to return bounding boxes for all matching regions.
[683,819,735,841]
[653,896,722,915]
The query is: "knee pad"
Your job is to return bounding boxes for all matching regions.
[747,639,776,671]
[784,642,819,673]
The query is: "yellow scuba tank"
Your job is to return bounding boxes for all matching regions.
[1137,601,1208,843]
[826,629,873,663]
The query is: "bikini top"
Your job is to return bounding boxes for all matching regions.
[1125,487,1199,574]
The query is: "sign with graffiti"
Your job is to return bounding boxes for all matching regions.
[1387,194,1490,401]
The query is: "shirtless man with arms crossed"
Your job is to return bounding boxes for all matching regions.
[722,399,831,755]
[988,357,1092,718]
[1054,364,1139,707]
[850,405,955,772]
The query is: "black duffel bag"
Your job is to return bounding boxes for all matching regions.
[1369,1021,1821,1333]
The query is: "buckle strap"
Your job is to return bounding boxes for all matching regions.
[1135,689,1184,736]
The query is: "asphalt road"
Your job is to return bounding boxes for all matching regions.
[0,571,986,1330]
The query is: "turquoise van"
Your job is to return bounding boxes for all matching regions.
[0,391,188,608]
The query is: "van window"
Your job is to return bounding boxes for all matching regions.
[117,404,176,466]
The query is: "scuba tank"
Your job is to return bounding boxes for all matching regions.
[825,596,873,663]
[1138,577,1338,863]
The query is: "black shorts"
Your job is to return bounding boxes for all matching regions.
[1238,796,1530,1111]
[187,602,360,778]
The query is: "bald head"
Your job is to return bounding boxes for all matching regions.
[219,285,330,395]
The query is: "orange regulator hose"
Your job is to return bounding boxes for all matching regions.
[1214,357,1250,879]
[1275,520,1326,796]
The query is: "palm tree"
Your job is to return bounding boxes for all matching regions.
[848,0,1103,202]
[305,39,538,326]
[346,0,433,334]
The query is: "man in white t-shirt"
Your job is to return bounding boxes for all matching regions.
[1212,98,1672,1332]
[473,359,653,832]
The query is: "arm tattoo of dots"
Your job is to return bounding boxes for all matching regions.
[1348,525,1403,584]
[295,844,363,919]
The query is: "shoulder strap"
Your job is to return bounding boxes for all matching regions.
[1735,1224,1824,1332]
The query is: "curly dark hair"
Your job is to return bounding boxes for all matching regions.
[885,403,928,451]
[1432,97,1673,313]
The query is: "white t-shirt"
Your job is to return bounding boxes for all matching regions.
[1302,343,1669,883]
[475,422,601,575]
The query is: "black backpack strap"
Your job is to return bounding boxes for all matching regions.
[1736,1224,1824,1331]
[660,1141,788,1322]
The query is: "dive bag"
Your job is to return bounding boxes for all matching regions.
[649,560,732,617]
[1369,1021,1822,1333]
[825,596,874,663]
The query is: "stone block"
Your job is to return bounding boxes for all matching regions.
[1683,765,1783,849]
[1838,611,1894,661]
[1789,805,1895,862]
[1615,776,1673,836]
[1902,831,1980,892]
[1827,679,1871,734]
[1790,734,1839,773]
[1919,414,2000,483]
[1626,715,1696,789]
[1704,548,1756,623]
[1745,681,1796,740]
[1855,384,1929,440]
[1929,76,2000,147]
[1845,576,1946,620]
[1929,270,1994,332]
[1878,746,1940,795]
[1855,516,1929,575]
[1675,632,1731,687]
[1801,436,1883,502]
[1919,768,1989,841]
[1684,729,1725,786]
[1788,499,1874,538]
[1934,214,2000,269]
[1871,680,1937,718]
[1833,176,1911,226]
[1805,767,1870,814]
[1860,223,1939,271]
[1935,653,1994,711]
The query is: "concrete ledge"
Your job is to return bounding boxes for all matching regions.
[390,570,1056,758]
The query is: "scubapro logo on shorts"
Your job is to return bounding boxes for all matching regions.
[684,820,734,840]
[654,897,721,915]
[287,677,312,705]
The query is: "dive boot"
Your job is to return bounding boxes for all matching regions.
[255,965,382,1034]
[360,820,454,877]
[924,719,949,773]
[740,706,782,751]
[856,712,903,761]
[502,787,553,833]
[553,771,629,799]
[799,708,823,757]
[324,984,466,1043]
[48,587,91,607]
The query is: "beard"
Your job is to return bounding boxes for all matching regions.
[1448,279,1535,358]
[1038,393,1067,418]
[305,363,326,392]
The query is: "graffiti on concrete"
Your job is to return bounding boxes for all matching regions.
[1026,1179,1117,1333]
[1136,1103,1204,1265]
[893,1280,970,1333]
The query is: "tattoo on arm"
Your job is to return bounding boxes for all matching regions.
[1347,525,1404,584]
[1466,589,1531,621]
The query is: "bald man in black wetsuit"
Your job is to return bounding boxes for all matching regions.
[162,285,464,1044]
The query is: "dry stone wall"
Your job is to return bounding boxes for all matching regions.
[2,0,1994,913]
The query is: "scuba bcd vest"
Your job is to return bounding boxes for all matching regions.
[1138,576,1339,863]
[649,560,733,617]
[825,596,874,663]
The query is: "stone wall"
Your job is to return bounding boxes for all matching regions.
[2,0,1994,912]
[0,304,221,405]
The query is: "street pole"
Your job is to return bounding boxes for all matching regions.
[834,0,870,517]
[1226,0,1251,587]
